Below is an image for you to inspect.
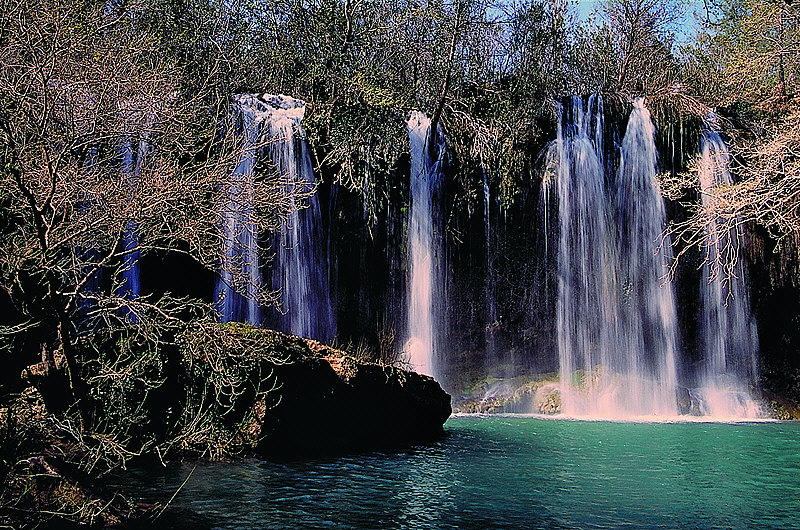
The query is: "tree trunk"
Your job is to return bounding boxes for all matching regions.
[429,6,462,159]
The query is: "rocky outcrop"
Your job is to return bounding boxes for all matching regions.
[180,323,452,456]
[757,391,800,420]
[452,376,561,414]
[259,353,451,454]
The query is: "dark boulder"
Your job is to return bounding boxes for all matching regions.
[180,324,452,457]
[261,355,451,454]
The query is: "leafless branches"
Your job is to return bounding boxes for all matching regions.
[0,0,318,417]
[664,108,800,286]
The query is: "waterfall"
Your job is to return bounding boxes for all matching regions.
[119,137,145,301]
[484,170,495,328]
[613,99,679,416]
[216,95,262,325]
[483,169,500,376]
[268,96,335,341]
[118,136,147,321]
[695,124,761,418]
[555,95,619,416]
[120,224,140,299]
[405,111,444,378]
[555,96,679,417]
[216,94,334,340]
[76,147,102,331]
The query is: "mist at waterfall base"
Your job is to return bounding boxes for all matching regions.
[109,416,800,529]
[209,94,763,420]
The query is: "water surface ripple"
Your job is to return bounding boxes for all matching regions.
[111,416,800,529]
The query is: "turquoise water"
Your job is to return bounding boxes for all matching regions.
[115,416,800,528]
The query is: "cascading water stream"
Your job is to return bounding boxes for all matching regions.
[483,169,501,377]
[118,135,148,322]
[554,95,618,416]
[76,147,103,331]
[119,137,147,300]
[216,96,262,325]
[120,226,140,296]
[405,112,444,378]
[613,99,679,416]
[555,96,679,418]
[216,94,334,339]
[268,96,335,341]
[483,170,495,329]
[695,123,761,418]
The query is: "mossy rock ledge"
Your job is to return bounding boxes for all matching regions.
[182,323,452,456]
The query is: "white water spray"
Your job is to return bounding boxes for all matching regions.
[405,112,444,378]
[555,96,679,418]
[694,122,761,418]
[216,94,334,339]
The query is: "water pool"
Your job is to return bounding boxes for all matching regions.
[111,415,800,528]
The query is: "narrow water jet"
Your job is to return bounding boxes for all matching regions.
[483,169,500,377]
[695,123,761,418]
[119,224,140,299]
[405,112,444,378]
[267,95,335,341]
[118,136,147,321]
[483,170,495,329]
[216,95,262,325]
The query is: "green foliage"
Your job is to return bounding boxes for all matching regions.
[307,102,408,225]
[680,0,798,110]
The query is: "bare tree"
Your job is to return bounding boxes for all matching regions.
[0,0,302,418]
[603,0,683,94]
[664,1,800,282]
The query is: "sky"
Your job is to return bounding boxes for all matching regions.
[572,0,711,44]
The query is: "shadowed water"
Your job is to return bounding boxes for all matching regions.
[111,416,800,529]
[118,136,147,319]
[215,94,334,339]
[267,95,335,341]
